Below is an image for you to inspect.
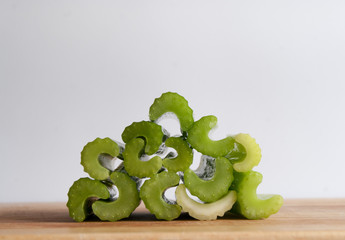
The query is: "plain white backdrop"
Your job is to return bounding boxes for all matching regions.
[1,0,345,202]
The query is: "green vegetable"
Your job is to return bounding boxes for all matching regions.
[66,178,110,222]
[81,138,120,180]
[122,121,164,155]
[149,92,194,133]
[163,137,193,172]
[123,138,162,178]
[140,171,181,220]
[175,184,237,221]
[68,91,283,222]
[184,156,233,203]
[224,141,247,163]
[231,171,284,219]
[229,133,261,172]
[187,115,234,157]
[92,171,140,221]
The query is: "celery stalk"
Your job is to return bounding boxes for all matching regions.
[184,157,233,202]
[231,171,284,219]
[187,116,234,157]
[149,92,194,133]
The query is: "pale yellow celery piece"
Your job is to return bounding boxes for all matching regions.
[233,133,261,172]
[175,184,237,221]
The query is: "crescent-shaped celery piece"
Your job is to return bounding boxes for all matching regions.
[149,92,194,133]
[175,184,237,221]
[121,121,164,155]
[123,138,162,178]
[231,133,261,172]
[231,171,284,219]
[92,171,140,221]
[184,157,233,202]
[140,171,181,220]
[187,115,235,157]
[66,178,110,222]
[81,138,120,180]
[163,137,193,172]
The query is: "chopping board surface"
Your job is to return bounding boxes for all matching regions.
[0,199,344,239]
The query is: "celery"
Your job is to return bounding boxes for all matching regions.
[68,92,283,222]
[81,138,120,180]
[224,141,247,163]
[92,171,140,221]
[175,184,237,220]
[230,134,261,172]
[66,178,110,222]
[122,138,162,178]
[122,121,164,155]
[187,116,234,157]
[231,171,284,219]
[149,92,194,133]
[184,157,233,203]
[163,137,193,172]
[140,171,181,220]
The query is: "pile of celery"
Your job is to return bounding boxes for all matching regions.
[67,92,283,222]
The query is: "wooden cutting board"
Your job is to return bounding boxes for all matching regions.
[0,199,344,239]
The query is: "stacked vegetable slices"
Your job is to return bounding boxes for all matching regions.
[67,92,283,222]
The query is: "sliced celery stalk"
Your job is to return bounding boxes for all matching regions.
[140,171,181,220]
[81,138,119,180]
[231,171,284,219]
[149,92,194,133]
[66,178,110,222]
[123,138,162,178]
[121,121,164,155]
[187,115,234,157]
[69,91,283,223]
[92,171,140,221]
[163,137,193,172]
[231,133,261,172]
[184,157,233,203]
[175,184,237,221]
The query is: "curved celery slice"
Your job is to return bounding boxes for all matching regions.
[121,121,164,155]
[92,171,140,221]
[184,157,233,202]
[231,171,284,219]
[231,134,261,172]
[163,137,193,172]
[149,92,194,133]
[81,138,120,180]
[123,138,162,178]
[176,184,237,221]
[140,171,181,220]
[66,178,110,222]
[187,115,234,157]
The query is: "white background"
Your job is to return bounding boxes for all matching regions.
[1,0,345,202]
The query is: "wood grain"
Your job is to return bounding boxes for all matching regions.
[0,199,345,239]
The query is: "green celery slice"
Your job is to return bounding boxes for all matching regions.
[121,121,164,155]
[230,133,261,172]
[123,138,162,178]
[175,184,237,221]
[163,137,193,172]
[92,171,140,221]
[187,115,234,157]
[81,138,120,180]
[184,157,233,202]
[231,171,284,219]
[66,178,110,222]
[149,92,194,133]
[140,171,181,220]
